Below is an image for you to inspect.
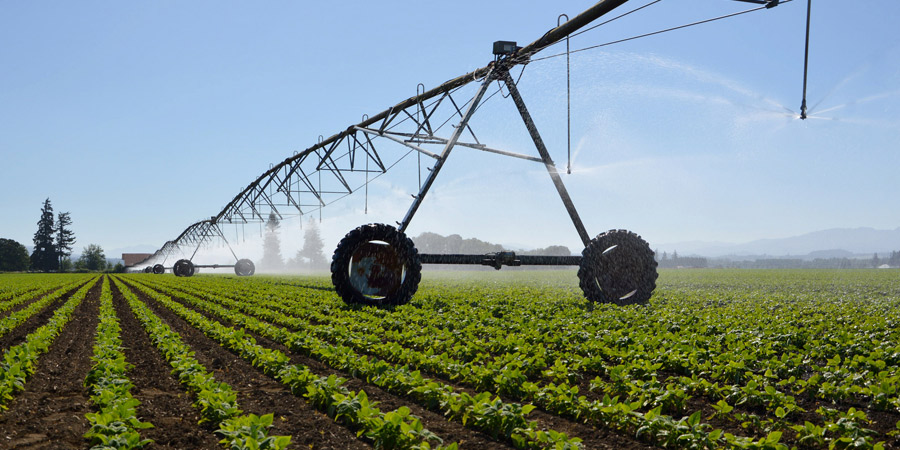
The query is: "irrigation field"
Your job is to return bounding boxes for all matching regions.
[0,270,898,449]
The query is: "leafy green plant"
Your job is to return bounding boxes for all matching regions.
[112,277,291,449]
[216,414,292,450]
[0,277,98,411]
[84,276,153,449]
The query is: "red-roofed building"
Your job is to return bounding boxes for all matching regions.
[122,253,153,267]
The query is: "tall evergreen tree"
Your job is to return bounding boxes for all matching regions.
[296,218,326,269]
[31,198,58,271]
[56,211,75,268]
[260,212,283,270]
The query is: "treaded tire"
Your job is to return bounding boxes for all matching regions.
[152,264,165,275]
[578,229,658,305]
[143,267,152,273]
[173,259,195,277]
[331,223,421,306]
[235,259,255,276]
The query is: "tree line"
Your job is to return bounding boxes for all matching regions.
[656,250,709,269]
[0,198,121,273]
[413,232,571,256]
[655,249,900,269]
[711,252,900,269]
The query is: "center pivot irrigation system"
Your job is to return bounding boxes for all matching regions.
[138,0,805,306]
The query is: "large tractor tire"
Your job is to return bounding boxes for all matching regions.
[173,259,196,277]
[578,229,658,305]
[331,223,421,306]
[234,259,255,276]
[152,264,165,275]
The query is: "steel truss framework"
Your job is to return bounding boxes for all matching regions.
[135,0,667,268]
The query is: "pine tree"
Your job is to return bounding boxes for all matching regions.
[56,211,75,268]
[297,218,326,270]
[260,212,283,270]
[31,198,58,271]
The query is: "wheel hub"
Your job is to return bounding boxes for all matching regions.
[349,241,404,297]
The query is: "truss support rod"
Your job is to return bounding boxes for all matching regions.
[421,137,544,163]
[354,127,441,160]
[501,70,592,247]
[398,71,494,233]
[189,227,205,261]
[210,0,633,227]
[213,222,239,262]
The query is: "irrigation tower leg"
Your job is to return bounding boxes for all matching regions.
[501,70,592,247]
[397,69,495,233]
[212,222,240,262]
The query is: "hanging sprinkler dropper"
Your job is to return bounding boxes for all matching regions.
[799,0,812,119]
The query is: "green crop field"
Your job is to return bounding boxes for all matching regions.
[0,269,898,449]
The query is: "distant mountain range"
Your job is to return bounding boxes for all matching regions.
[658,227,900,260]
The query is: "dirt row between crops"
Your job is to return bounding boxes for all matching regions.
[111,282,234,449]
[146,281,657,450]
[0,280,100,449]
[0,284,83,351]
[127,279,525,450]
[120,280,375,450]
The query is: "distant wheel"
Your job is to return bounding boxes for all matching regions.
[173,259,195,277]
[152,264,165,275]
[578,229,658,305]
[143,266,151,273]
[331,223,421,306]
[234,259,255,276]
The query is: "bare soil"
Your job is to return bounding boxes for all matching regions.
[125,281,373,450]
[0,281,99,449]
[154,284,657,450]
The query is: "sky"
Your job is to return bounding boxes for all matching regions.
[2,0,899,262]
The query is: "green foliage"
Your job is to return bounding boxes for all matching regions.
[0,277,98,410]
[31,198,58,271]
[79,244,108,272]
[217,414,292,450]
[117,275,449,449]
[0,238,30,272]
[108,269,900,449]
[112,277,291,448]
[84,277,152,449]
[56,211,76,262]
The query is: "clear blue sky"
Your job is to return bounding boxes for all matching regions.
[2,0,898,259]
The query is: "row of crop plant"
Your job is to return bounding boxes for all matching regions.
[130,274,740,449]
[123,275,589,449]
[128,272,899,450]
[120,275,465,450]
[1,277,99,409]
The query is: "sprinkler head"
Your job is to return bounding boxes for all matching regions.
[800,99,808,120]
